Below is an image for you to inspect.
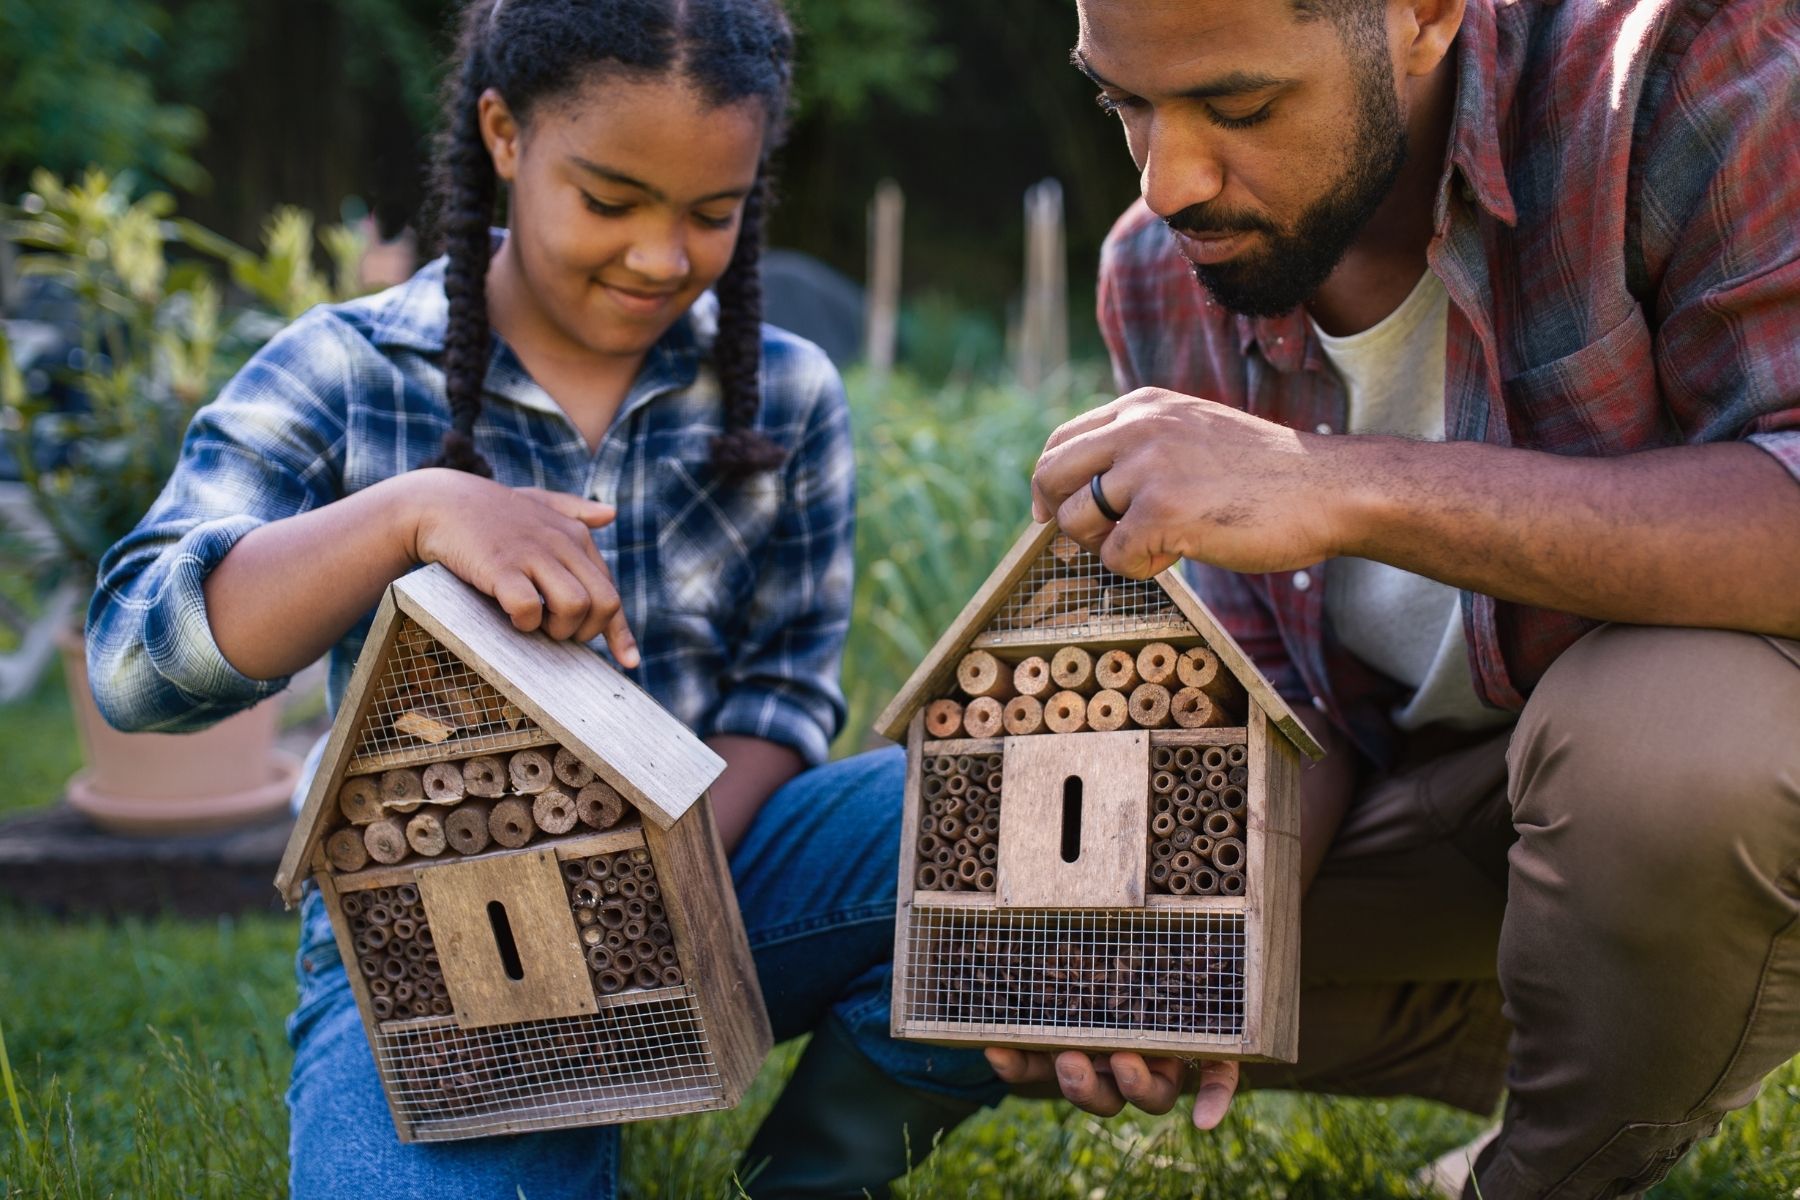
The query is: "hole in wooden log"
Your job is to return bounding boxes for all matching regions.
[1060,776,1084,863]
[486,900,525,981]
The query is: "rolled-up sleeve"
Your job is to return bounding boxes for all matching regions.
[86,311,353,732]
[701,348,855,765]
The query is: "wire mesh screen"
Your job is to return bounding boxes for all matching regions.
[348,618,552,773]
[982,535,1191,643]
[1147,741,1251,897]
[914,751,1003,893]
[375,991,724,1139]
[901,907,1245,1037]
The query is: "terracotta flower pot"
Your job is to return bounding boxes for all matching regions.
[58,632,301,835]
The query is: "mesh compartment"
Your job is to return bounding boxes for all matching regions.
[981,535,1191,644]
[914,752,1003,893]
[374,991,723,1139]
[900,907,1245,1037]
[348,618,552,773]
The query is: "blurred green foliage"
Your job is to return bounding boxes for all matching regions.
[0,170,368,594]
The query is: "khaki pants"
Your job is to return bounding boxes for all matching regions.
[1248,624,1800,1198]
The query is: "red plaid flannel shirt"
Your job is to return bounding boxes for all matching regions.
[1097,0,1800,764]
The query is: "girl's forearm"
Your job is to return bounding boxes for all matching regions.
[201,474,425,680]
[706,734,806,855]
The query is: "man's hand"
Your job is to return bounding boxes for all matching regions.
[1030,387,1354,580]
[984,1047,1241,1130]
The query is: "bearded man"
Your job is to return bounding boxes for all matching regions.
[1003,1,1800,1196]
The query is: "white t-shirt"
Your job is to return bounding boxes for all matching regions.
[1310,270,1511,732]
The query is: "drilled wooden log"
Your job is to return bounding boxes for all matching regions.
[1136,642,1178,686]
[1128,683,1172,730]
[963,697,1005,739]
[1086,689,1129,732]
[379,768,426,813]
[553,747,596,789]
[533,788,578,835]
[325,828,370,872]
[462,756,506,798]
[489,797,535,848]
[956,650,1015,701]
[1043,690,1089,734]
[444,800,493,855]
[508,749,553,794]
[1095,649,1139,692]
[364,817,410,865]
[1003,695,1045,736]
[405,810,448,857]
[576,780,627,830]
[1050,646,1094,692]
[419,761,465,803]
[925,699,965,739]
[337,776,383,826]
[1170,687,1233,729]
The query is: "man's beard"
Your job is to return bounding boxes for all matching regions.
[1169,51,1409,317]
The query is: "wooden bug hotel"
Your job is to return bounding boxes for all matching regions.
[274,564,769,1142]
[877,524,1323,1062]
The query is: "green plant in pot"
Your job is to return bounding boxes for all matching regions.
[0,168,366,834]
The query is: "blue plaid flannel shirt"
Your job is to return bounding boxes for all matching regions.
[87,252,855,765]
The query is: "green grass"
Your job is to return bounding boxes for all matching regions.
[5,369,1800,1195]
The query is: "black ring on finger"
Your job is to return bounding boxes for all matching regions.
[1090,472,1125,522]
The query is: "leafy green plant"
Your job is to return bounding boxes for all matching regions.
[0,169,366,603]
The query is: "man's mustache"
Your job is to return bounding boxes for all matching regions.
[1164,204,1277,238]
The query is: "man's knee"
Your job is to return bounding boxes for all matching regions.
[1508,624,1800,932]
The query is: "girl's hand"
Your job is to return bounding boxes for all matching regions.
[984,1047,1240,1130]
[404,468,640,668]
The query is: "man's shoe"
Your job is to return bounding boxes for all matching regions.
[737,1016,985,1199]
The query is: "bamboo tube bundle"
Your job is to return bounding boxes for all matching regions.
[1177,803,1201,828]
[956,650,1016,701]
[488,797,535,849]
[925,699,965,738]
[1220,872,1246,896]
[444,800,493,855]
[1043,690,1088,734]
[1204,811,1238,840]
[1151,744,1176,771]
[1227,744,1247,768]
[1050,646,1094,692]
[553,747,596,789]
[462,756,506,798]
[1212,838,1246,873]
[1170,687,1233,729]
[1152,770,1177,795]
[1192,865,1221,895]
[1014,656,1053,698]
[963,696,1005,738]
[1219,785,1246,814]
[1087,689,1129,732]
[1202,746,1228,772]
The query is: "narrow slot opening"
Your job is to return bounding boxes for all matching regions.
[1060,776,1083,863]
[486,900,525,981]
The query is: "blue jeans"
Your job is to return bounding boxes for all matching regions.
[286,746,1000,1198]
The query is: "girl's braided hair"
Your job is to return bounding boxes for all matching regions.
[428,0,793,479]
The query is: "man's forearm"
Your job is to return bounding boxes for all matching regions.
[1336,438,1800,637]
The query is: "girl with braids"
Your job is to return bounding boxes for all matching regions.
[86,1,1003,1194]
